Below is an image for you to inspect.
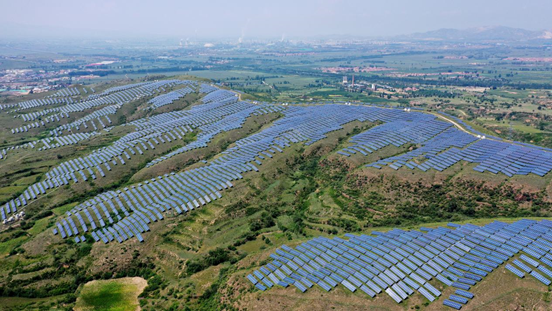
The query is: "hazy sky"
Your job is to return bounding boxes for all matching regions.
[1,0,551,39]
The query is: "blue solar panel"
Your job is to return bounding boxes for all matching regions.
[418,286,435,302]
[443,299,463,310]
[449,294,469,304]
[530,271,551,285]
[537,265,552,279]
[385,288,402,303]
[520,254,539,267]
[513,259,532,273]
[247,274,258,284]
[455,289,474,299]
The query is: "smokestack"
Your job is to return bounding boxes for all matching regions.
[352,75,355,87]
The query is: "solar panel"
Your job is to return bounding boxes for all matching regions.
[449,294,468,304]
[455,289,474,299]
[530,271,551,285]
[443,299,463,310]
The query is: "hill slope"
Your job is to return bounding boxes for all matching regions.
[1,77,552,310]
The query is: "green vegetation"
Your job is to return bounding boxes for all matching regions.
[185,247,239,275]
[3,39,552,310]
[75,278,146,311]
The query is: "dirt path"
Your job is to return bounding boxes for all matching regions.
[432,112,471,134]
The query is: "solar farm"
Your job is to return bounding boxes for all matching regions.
[247,219,552,309]
[4,81,552,232]
[2,77,552,309]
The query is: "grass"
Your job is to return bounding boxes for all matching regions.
[0,295,65,309]
[0,185,27,202]
[75,277,147,311]
[0,236,27,257]
[52,202,79,216]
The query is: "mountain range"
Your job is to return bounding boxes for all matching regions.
[396,26,552,42]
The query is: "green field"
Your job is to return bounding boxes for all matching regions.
[75,277,147,311]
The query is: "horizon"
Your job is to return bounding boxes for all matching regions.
[0,25,550,43]
[1,0,552,40]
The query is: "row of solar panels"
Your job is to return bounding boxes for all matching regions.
[38,132,98,150]
[202,89,237,104]
[0,140,38,160]
[19,98,74,121]
[14,97,74,112]
[199,84,218,94]
[56,105,117,132]
[51,87,82,97]
[148,87,194,109]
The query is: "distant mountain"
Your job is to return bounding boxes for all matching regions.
[397,26,552,42]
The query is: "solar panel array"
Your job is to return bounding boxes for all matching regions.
[147,87,194,110]
[8,80,187,135]
[2,90,270,221]
[47,104,414,243]
[6,96,552,228]
[0,80,197,218]
[0,141,38,160]
[0,103,18,110]
[338,117,454,156]
[14,97,74,115]
[199,83,218,94]
[51,87,82,97]
[0,80,552,278]
[337,111,552,177]
[145,102,285,168]
[202,89,237,104]
[37,132,99,150]
[247,219,552,309]
[49,80,190,135]
[52,167,245,244]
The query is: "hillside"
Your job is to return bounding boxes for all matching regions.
[1,77,552,310]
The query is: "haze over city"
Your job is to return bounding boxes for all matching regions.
[1,0,552,39]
